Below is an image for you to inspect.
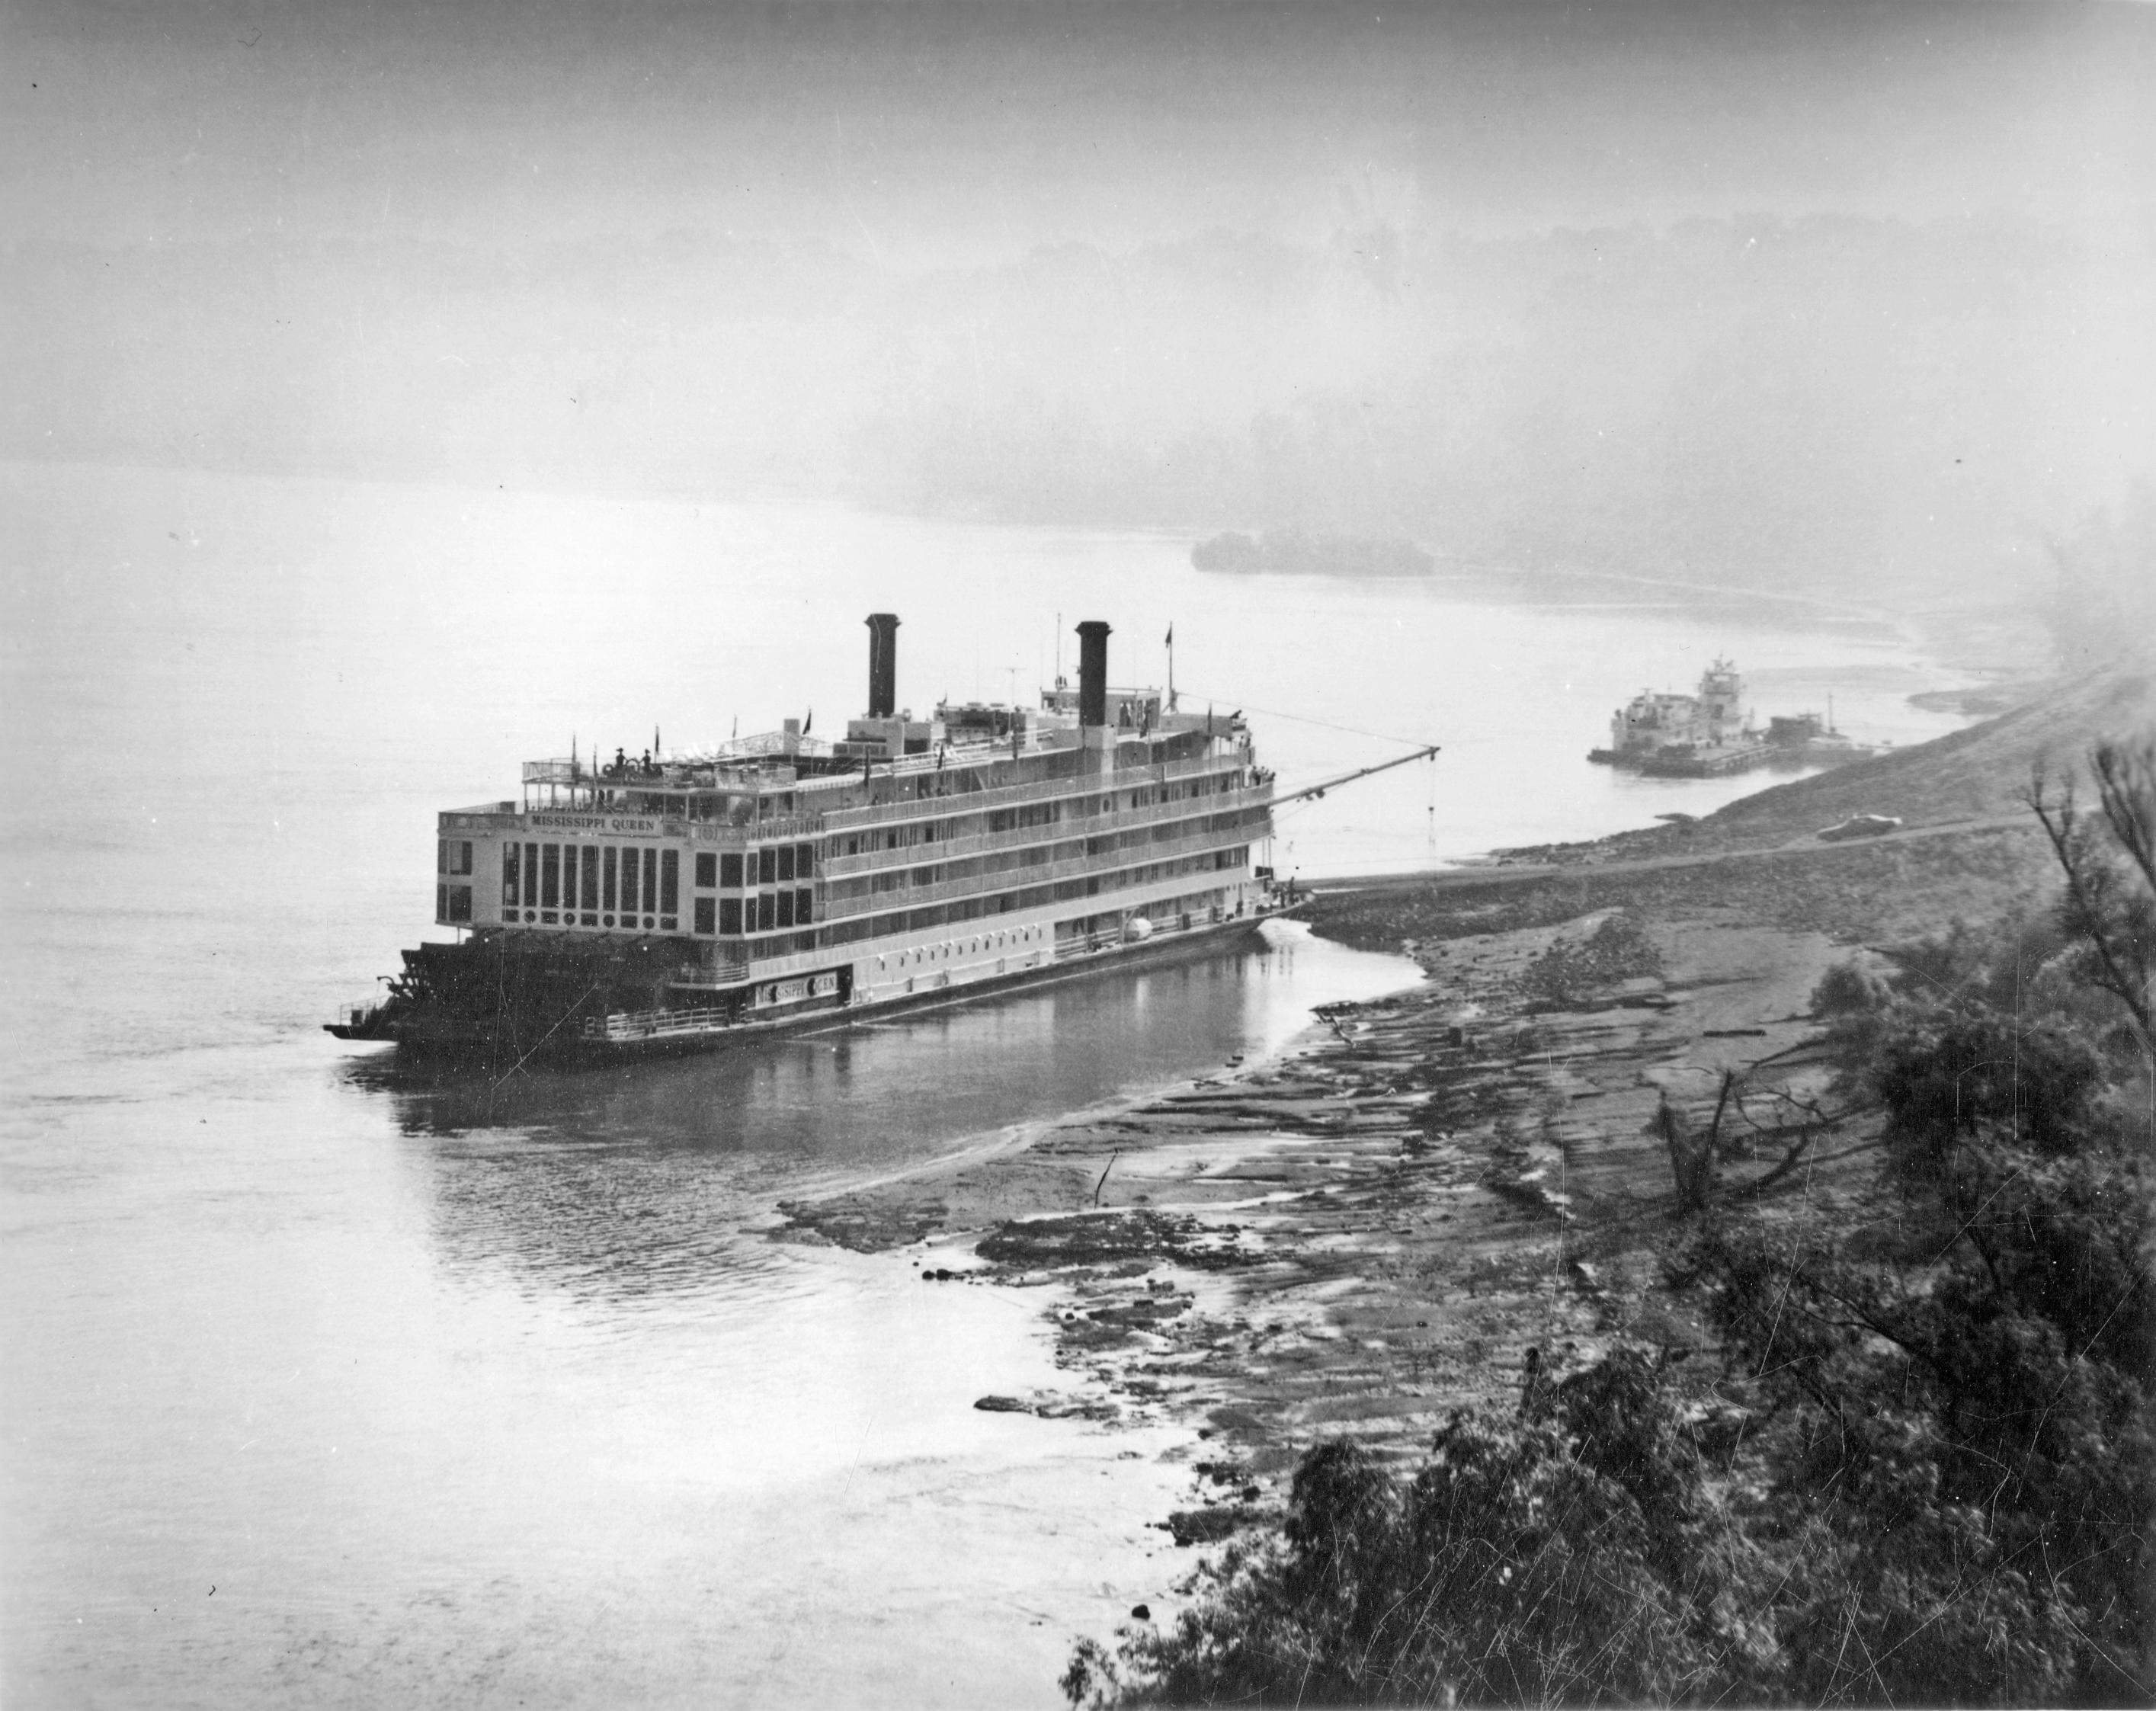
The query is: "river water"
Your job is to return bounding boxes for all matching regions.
[0,461,1975,1705]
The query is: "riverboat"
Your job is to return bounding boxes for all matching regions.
[1587,656,1773,777]
[328,615,1287,1065]
[1587,662,1874,777]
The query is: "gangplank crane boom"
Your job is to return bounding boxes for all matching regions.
[1272,744,1441,806]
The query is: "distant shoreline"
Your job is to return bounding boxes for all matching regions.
[3,456,2052,680]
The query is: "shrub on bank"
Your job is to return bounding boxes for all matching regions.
[1064,1350,1780,1709]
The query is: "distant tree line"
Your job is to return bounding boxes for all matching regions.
[12,215,2145,607]
[1189,526,1435,578]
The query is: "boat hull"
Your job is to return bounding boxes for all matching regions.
[1588,744,1777,778]
[327,909,1280,1070]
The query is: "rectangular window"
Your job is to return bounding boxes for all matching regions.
[776,844,795,883]
[437,883,448,919]
[581,846,600,911]
[641,848,657,914]
[620,846,640,913]
[457,841,474,876]
[562,846,578,913]
[659,849,679,914]
[720,851,744,888]
[758,847,777,886]
[776,891,795,929]
[603,847,618,911]
[795,887,813,924]
[695,851,717,889]
[694,897,715,934]
[541,844,561,908]
[502,843,520,906]
[719,897,742,935]
[757,892,776,933]
[525,844,539,908]
[447,885,473,923]
[437,838,447,873]
[796,843,815,878]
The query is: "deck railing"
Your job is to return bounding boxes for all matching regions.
[738,873,1250,984]
[581,1005,735,1042]
[820,822,1260,921]
[815,742,1253,835]
[668,958,752,988]
[820,779,1271,880]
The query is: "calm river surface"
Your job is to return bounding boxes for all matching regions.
[0,462,1975,1705]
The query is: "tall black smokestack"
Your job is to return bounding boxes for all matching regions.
[1076,620,1110,729]
[866,612,899,718]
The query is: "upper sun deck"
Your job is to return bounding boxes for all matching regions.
[457,691,1253,837]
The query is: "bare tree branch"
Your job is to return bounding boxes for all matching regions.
[2027,758,2154,1050]
[2090,737,2156,902]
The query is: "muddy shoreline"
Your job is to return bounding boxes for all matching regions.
[774,818,2061,1557]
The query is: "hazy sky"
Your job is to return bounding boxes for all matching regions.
[8,1,2151,260]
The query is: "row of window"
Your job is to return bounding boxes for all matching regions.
[692,843,817,890]
[825,806,1267,910]
[502,841,681,915]
[509,908,676,931]
[474,855,1241,950]
[828,771,1246,858]
[468,810,1249,944]
[454,771,1241,908]
[873,924,1045,971]
[690,889,817,937]
[818,847,1248,947]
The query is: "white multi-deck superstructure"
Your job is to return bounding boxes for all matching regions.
[332,615,1280,1061]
